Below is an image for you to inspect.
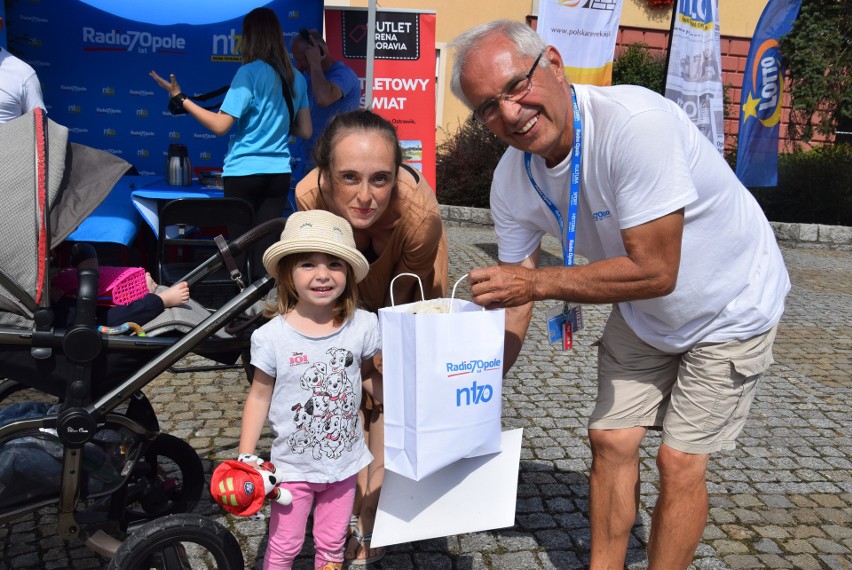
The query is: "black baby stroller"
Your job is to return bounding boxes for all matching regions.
[0,109,283,569]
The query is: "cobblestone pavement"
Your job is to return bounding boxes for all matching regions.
[1,227,850,569]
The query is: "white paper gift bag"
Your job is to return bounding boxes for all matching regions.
[379,274,505,481]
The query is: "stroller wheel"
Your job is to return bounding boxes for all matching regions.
[124,433,204,524]
[107,513,244,570]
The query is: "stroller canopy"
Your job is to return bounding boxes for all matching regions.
[0,109,130,325]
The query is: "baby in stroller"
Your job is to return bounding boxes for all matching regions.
[51,267,190,331]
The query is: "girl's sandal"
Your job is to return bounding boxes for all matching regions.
[344,528,385,566]
[347,515,359,539]
[343,523,360,562]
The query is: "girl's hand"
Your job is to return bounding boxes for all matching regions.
[149,70,182,98]
[237,453,262,466]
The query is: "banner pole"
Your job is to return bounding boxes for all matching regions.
[661,1,679,95]
[364,0,377,109]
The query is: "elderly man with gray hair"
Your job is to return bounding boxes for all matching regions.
[449,19,789,569]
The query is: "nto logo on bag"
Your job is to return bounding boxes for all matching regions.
[456,380,494,407]
[446,359,501,407]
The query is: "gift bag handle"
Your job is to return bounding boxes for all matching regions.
[449,275,475,313]
[389,273,475,314]
[389,273,425,307]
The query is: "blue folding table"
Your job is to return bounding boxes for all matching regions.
[66,175,153,246]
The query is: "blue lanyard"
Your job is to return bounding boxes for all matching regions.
[524,87,582,267]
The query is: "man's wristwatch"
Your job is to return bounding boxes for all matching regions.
[171,92,188,108]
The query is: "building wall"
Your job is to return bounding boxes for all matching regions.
[619,1,766,36]
[333,1,805,147]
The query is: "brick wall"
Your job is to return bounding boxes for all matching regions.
[615,26,828,151]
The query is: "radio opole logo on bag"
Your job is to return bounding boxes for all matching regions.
[445,359,501,376]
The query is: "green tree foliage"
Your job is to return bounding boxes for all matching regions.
[750,144,852,225]
[779,0,851,143]
[611,43,666,93]
[436,116,507,208]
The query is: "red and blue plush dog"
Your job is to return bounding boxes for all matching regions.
[210,457,292,517]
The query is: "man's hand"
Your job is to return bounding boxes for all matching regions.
[304,43,324,69]
[468,265,537,309]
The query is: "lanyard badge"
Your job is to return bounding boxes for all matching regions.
[547,302,584,350]
[528,87,584,350]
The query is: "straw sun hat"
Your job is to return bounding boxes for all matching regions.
[261,210,370,282]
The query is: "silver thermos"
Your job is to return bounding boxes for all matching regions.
[166,143,192,186]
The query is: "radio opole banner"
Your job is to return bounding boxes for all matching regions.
[5,0,320,176]
[324,8,436,190]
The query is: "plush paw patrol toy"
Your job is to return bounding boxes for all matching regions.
[210,457,292,517]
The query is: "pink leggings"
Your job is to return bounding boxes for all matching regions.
[263,475,356,570]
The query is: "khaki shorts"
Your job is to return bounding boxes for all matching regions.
[589,305,778,454]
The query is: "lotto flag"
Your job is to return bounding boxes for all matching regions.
[735,0,802,187]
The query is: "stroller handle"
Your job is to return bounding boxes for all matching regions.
[231,217,287,253]
[176,217,287,288]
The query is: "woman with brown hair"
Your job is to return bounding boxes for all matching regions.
[296,109,448,565]
[150,7,311,265]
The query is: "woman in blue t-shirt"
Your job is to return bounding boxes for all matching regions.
[150,7,312,268]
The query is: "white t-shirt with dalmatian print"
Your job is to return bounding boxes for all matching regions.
[250,308,380,483]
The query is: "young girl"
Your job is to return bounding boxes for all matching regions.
[238,209,381,570]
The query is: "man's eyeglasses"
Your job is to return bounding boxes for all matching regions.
[473,49,545,124]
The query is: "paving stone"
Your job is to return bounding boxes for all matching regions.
[732,494,764,508]
[785,539,818,554]
[2,230,851,569]
[702,525,727,540]
[808,537,848,554]
[754,525,790,539]
[760,509,796,525]
[812,494,849,508]
[760,494,795,508]
[693,558,734,570]
[709,507,738,524]
[539,550,584,569]
[823,524,852,540]
[786,553,824,569]
[712,540,750,554]
[724,554,766,568]
[490,550,540,569]
[758,553,796,568]
[755,538,783,554]
[791,526,827,539]
[820,554,852,570]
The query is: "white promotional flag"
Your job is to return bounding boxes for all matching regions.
[537,0,624,86]
[664,0,725,153]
